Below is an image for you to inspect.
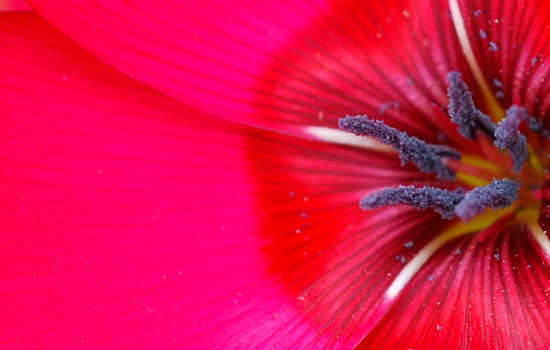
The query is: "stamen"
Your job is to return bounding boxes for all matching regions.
[493,106,528,172]
[359,185,465,219]
[429,144,462,159]
[447,71,496,138]
[339,115,460,180]
[454,179,520,222]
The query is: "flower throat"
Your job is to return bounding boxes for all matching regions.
[339,72,546,226]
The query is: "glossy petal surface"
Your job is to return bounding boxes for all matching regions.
[7,0,550,348]
[26,0,477,146]
[0,13,450,350]
[359,225,550,350]
[454,0,550,123]
[0,0,30,11]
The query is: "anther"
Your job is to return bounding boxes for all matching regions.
[360,179,519,222]
[447,71,496,138]
[339,115,460,180]
[493,106,528,172]
[359,185,465,219]
[454,179,520,222]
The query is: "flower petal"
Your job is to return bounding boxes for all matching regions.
[0,0,30,11]
[27,0,473,145]
[453,0,550,124]
[1,13,453,349]
[358,224,550,349]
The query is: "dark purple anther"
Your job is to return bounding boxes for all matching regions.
[454,179,520,222]
[429,144,462,159]
[494,106,528,172]
[341,72,525,223]
[447,71,496,138]
[339,115,460,180]
[360,185,465,219]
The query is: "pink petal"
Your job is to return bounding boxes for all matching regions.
[27,0,473,145]
[358,224,550,349]
[1,13,451,349]
[0,0,30,11]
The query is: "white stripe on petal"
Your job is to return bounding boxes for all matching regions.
[385,208,513,300]
[449,0,499,116]
[306,126,393,152]
[385,232,449,299]
[531,224,550,258]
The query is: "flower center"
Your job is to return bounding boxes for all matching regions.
[339,71,547,236]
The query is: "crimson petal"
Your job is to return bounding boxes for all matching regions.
[0,0,30,11]
[358,224,550,349]
[27,0,477,146]
[1,13,453,349]
[454,0,550,125]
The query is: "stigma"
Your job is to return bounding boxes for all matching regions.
[339,71,538,224]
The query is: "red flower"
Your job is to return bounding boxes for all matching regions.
[2,0,550,349]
